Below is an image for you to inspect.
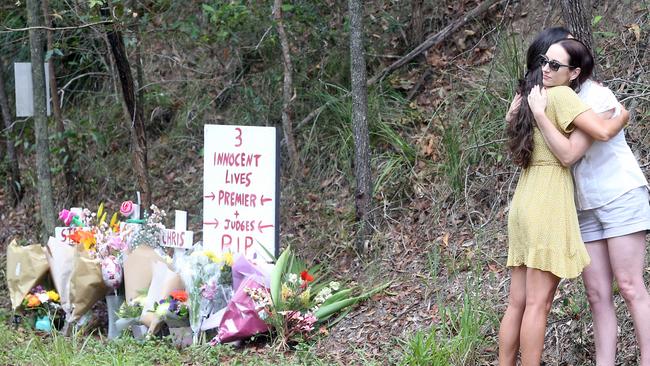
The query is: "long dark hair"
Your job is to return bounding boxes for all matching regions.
[507,27,571,168]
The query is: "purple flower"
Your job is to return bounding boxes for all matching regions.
[168,299,179,313]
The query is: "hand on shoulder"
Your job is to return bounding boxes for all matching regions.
[527,85,547,117]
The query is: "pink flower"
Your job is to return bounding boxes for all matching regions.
[101,256,123,289]
[120,201,135,217]
[200,282,218,300]
[107,235,127,252]
[58,209,76,226]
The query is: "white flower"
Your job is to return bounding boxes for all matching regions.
[329,281,340,291]
[155,302,170,317]
[286,273,298,284]
[314,287,332,304]
[37,292,50,303]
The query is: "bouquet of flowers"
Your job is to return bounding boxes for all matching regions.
[175,245,233,343]
[22,285,61,317]
[60,203,129,292]
[115,294,146,335]
[151,289,190,328]
[243,246,389,350]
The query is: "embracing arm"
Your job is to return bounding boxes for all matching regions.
[505,94,522,124]
[532,110,593,166]
[572,105,629,141]
[528,85,593,167]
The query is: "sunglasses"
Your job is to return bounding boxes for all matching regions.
[539,54,575,72]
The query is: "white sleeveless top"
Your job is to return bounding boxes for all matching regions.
[572,80,648,210]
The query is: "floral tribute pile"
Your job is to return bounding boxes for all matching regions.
[8,201,387,350]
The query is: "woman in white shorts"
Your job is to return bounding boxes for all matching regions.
[528,34,650,365]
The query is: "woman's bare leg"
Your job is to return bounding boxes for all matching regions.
[608,231,650,366]
[582,240,617,365]
[519,267,560,366]
[499,266,527,365]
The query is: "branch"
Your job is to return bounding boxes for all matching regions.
[367,0,503,85]
[0,20,114,33]
[295,0,504,132]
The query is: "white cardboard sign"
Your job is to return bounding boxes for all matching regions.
[160,210,194,249]
[203,125,278,262]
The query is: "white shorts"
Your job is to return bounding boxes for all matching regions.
[578,186,650,243]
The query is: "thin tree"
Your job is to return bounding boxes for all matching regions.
[43,0,76,203]
[0,58,24,206]
[559,0,595,59]
[102,7,151,208]
[408,0,425,47]
[27,0,56,240]
[349,0,373,253]
[272,0,301,177]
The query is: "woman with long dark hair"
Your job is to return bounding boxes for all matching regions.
[498,31,629,365]
[530,37,650,366]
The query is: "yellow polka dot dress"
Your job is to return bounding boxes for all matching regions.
[507,86,591,279]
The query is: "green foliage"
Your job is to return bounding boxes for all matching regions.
[438,30,520,195]
[440,121,464,194]
[592,15,603,27]
[202,1,254,42]
[299,84,418,201]
[399,293,487,366]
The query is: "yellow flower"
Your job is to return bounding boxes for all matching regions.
[223,252,234,267]
[300,288,310,307]
[203,250,220,263]
[47,290,60,302]
[77,230,96,251]
[281,283,293,302]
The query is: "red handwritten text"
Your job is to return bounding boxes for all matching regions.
[214,152,262,167]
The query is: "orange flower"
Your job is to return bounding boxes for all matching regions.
[300,270,314,283]
[170,290,188,302]
[68,229,82,243]
[26,294,41,308]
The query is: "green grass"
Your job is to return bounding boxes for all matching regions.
[398,293,489,366]
[0,312,335,366]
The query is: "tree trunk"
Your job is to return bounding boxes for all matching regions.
[272,0,301,177]
[408,0,425,47]
[27,0,56,241]
[559,0,595,62]
[43,0,77,204]
[0,58,24,206]
[348,0,373,253]
[104,12,151,208]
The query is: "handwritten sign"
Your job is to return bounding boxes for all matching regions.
[203,125,279,261]
[54,226,77,244]
[160,210,194,249]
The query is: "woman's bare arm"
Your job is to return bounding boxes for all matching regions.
[572,105,628,141]
[505,94,522,123]
[528,86,593,166]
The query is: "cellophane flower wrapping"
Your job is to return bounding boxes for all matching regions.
[232,254,271,293]
[175,244,232,341]
[114,294,146,334]
[211,274,269,344]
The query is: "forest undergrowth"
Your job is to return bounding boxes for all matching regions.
[1,0,649,365]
